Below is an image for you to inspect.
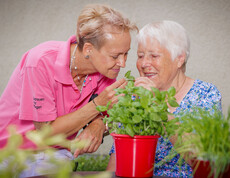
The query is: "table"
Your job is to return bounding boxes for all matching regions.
[78,171,172,178]
[27,171,173,178]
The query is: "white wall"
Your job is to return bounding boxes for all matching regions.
[0,0,230,154]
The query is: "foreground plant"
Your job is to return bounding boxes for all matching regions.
[0,126,111,178]
[163,107,230,178]
[97,70,179,137]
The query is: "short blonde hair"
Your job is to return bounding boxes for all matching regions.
[77,4,138,51]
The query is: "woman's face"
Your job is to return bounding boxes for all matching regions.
[90,31,131,79]
[136,38,179,90]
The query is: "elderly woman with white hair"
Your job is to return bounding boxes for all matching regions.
[107,20,222,177]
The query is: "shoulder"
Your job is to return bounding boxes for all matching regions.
[175,79,222,115]
[192,79,221,99]
[25,40,64,67]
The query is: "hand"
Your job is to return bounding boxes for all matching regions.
[134,77,156,91]
[74,118,105,158]
[95,78,127,107]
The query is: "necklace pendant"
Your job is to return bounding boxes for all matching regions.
[74,66,77,70]
[77,76,80,80]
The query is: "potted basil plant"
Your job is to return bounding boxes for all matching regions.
[97,71,179,178]
[167,107,230,178]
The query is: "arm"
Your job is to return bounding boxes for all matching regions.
[107,153,116,171]
[33,78,127,137]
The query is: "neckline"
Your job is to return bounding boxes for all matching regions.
[173,79,197,114]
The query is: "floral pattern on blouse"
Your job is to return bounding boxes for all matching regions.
[109,79,222,178]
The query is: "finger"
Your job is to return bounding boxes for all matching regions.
[92,142,101,152]
[81,138,97,154]
[108,78,126,90]
[117,93,125,97]
[74,149,81,158]
[134,78,150,86]
[112,96,119,104]
[134,80,145,87]
[79,148,87,155]
[76,142,91,156]
[134,77,144,81]
[87,138,101,153]
[118,80,128,89]
[85,143,96,153]
[82,144,91,153]
[135,77,149,83]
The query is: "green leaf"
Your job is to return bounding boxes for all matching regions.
[133,125,140,133]
[161,91,167,101]
[160,112,168,122]
[157,125,163,135]
[133,115,143,123]
[127,81,134,88]
[118,96,131,106]
[106,101,112,108]
[125,70,131,78]
[114,88,126,95]
[150,113,162,122]
[126,124,135,137]
[168,99,179,107]
[140,95,149,108]
[96,105,108,112]
[150,120,159,128]
[137,109,144,115]
[132,101,141,108]
[168,87,176,97]
[124,70,135,81]
[151,87,161,100]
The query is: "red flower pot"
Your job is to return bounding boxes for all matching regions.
[111,133,160,177]
[192,160,230,178]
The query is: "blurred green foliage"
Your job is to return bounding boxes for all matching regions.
[0,126,111,178]
[75,154,110,171]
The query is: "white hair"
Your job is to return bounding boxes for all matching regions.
[137,20,190,62]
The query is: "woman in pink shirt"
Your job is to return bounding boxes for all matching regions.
[0,4,137,177]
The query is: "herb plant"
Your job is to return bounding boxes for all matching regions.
[97,71,179,137]
[165,107,230,178]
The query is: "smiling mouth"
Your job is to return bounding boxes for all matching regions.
[112,68,120,73]
[144,73,157,78]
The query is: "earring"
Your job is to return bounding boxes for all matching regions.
[85,55,89,59]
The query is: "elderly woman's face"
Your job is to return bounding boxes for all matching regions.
[136,38,179,90]
[90,31,131,79]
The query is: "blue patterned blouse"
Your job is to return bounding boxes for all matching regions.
[109,79,222,178]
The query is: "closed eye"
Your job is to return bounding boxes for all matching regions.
[112,56,119,59]
[137,55,144,59]
[151,54,159,58]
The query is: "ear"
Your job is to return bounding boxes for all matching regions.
[82,42,93,58]
[176,52,186,68]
